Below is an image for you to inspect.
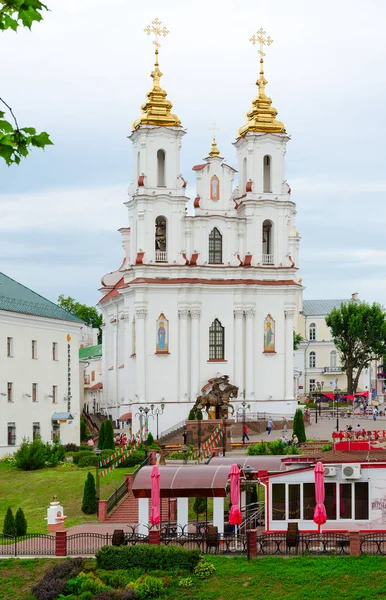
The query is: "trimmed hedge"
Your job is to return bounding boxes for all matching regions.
[75,449,112,467]
[96,544,200,572]
[118,450,146,468]
[32,557,84,600]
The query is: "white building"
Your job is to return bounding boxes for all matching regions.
[0,272,83,456]
[79,343,102,415]
[99,29,302,436]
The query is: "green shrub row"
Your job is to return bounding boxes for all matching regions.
[248,439,300,456]
[96,544,201,572]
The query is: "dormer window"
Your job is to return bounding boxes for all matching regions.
[210,175,220,200]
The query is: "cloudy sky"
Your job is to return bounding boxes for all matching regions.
[1,0,386,307]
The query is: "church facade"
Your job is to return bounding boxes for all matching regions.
[99,23,301,436]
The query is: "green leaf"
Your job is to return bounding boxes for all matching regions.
[0,119,14,133]
[30,131,53,148]
[3,14,19,31]
[18,6,42,29]
[20,126,36,135]
[0,144,14,165]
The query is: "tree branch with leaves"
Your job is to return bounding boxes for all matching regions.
[0,1,53,165]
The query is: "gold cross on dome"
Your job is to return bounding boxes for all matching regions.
[144,17,169,49]
[250,27,273,58]
[209,121,220,140]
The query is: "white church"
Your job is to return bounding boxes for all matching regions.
[99,22,302,435]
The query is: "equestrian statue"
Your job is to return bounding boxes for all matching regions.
[192,375,238,419]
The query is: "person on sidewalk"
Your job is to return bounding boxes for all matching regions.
[267,418,274,435]
[242,424,250,444]
[281,416,288,432]
[182,428,187,445]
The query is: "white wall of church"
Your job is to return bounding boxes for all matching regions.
[0,311,82,456]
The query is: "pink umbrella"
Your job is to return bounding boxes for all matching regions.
[313,461,327,533]
[150,465,160,526]
[229,464,242,525]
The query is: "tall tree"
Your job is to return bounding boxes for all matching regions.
[326,301,386,395]
[292,409,306,443]
[57,295,102,343]
[0,1,53,165]
[103,419,115,451]
[3,507,15,535]
[81,472,97,515]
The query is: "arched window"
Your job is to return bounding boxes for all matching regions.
[243,157,247,191]
[209,227,222,264]
[309,323,316,341]
[262,220,273,264]
[155,216,167,262]
[309,351,316,368]
[157,149,166,186]
[330,350,337,368]
[210,175,220,200]
[209,318,224,360]
[263,155,271,192]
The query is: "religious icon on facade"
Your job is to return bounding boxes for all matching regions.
[156,313,169,353]
[210,175,220,200]
[264,314,275,352]
[132,317,136,355]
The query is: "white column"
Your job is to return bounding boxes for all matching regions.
[101,324,107,411]
[179,309,189,399]
[245,309,255,399]
[234,310,244,395]
[122,311,130,403]
[111,319,117,404]
[190,309,201,401]
[177,497,189,529]
[138,498,149,535]
[135,308,147,403]
[213,497,224,534]
[285,308,295,400]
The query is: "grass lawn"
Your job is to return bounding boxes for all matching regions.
[2,555,386,600]
[0,463,134,533]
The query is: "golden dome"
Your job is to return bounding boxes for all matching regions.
[238,28,285,137]
[132,18,181,131]
[208,122,221,157]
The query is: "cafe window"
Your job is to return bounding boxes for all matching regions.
[303,483,316,520]
[272,483,286,520]
[355,482,369,519]
[288,484,301,520]
[340,483,353,520]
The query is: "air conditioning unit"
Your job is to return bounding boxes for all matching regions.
[342,464,361,479]
[324,467,337,477]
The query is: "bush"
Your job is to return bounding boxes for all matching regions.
[67,572,107,595]
[64,443,80,452]
[145,432,154,446]
[80,418,88,442]
[78,454,99,468]
[193,497,207,515]
[98,421,106,450]
[103,420,115,451]
[133,575,164,599]
[268,439,287,455]
[247,441,270,455]
[118,450,146,468]
[194,560,216,579]
[96,544,201,572]
[178,577,194,588]
[0,454,16,466]
[14,437,46,470]
[15,507,27,535]
[93,590,137,600]
[97,569,142,589]
[286,445,300,455]
[3,506,15,535]
[167,451,184,459]
[33,558,84,600]
[322,442,333,452]
[45,439,65,467]
[293,408,306,443]
[74,449,112,466]
[82,472,97,514]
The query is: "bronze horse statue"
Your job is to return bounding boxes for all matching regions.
[192,376,238,419]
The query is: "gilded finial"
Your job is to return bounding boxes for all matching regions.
[238,27,285,137]
[208,122,220,157]
[132,18,181,130]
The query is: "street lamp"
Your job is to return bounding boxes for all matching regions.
[315,381,324,423]
[136,406,154,441]
[334,378,341,432]
[150,403,165,440]
[94,447,102,516]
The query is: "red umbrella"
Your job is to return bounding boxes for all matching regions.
[313,461,327,532]
[150,465,160,526]
[229,464,242,526]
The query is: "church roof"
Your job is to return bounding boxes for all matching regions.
[79,344,102,360]
[0,272,82,322]
[302,299,350,317]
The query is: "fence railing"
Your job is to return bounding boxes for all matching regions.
[161,532,247,554]
[360,533,386,555]
[255,533,350,556]
[159,418,187,440]
[0,533,56,556]
[106,479,128,515]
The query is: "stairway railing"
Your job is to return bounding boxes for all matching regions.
[106,455,149,517]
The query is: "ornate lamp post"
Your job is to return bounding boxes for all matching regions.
[150,403,165,440]
[334,378,341,432]
[237,401,251,438]
[135,407,153,441]
[315,381,324,423]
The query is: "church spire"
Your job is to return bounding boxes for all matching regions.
[238,27,285,138]
[132,18,181,131]
[208,122,220,157]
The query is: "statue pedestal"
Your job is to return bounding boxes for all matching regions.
[186,419,232,452]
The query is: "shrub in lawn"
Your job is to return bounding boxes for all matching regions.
[96,544,201,572]
[193,497,207,515]
[67,572,107,595]
[78,454,99,468]
[178,577,194,588]
[293,408,306,443]
[82,472,97,514]
[3,506,16,535]
[80,417,88,442]
[0,454,16,466]
[118,450,146,468]
[45,438,65,467]
[33,558,84,600]
[194,560,216,579]
[14,437,46,470]
[322,442,333,452]
[98,421,106,450]
[103,419,115,451]
[133,575,164,599]
[15,507,27,535]
[97,569,142,588]
[64,443,80,452]
[268,439,287,455]
[145,432,154,446]
[93,590,138,600]
[247,441,270,455]
[286,444,300,455]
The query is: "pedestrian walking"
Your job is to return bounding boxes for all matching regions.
[182,428,187,445]
[242,424,250,444]
[267,418,274,435]
[281,416,288,432]
[373,407,378,421]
